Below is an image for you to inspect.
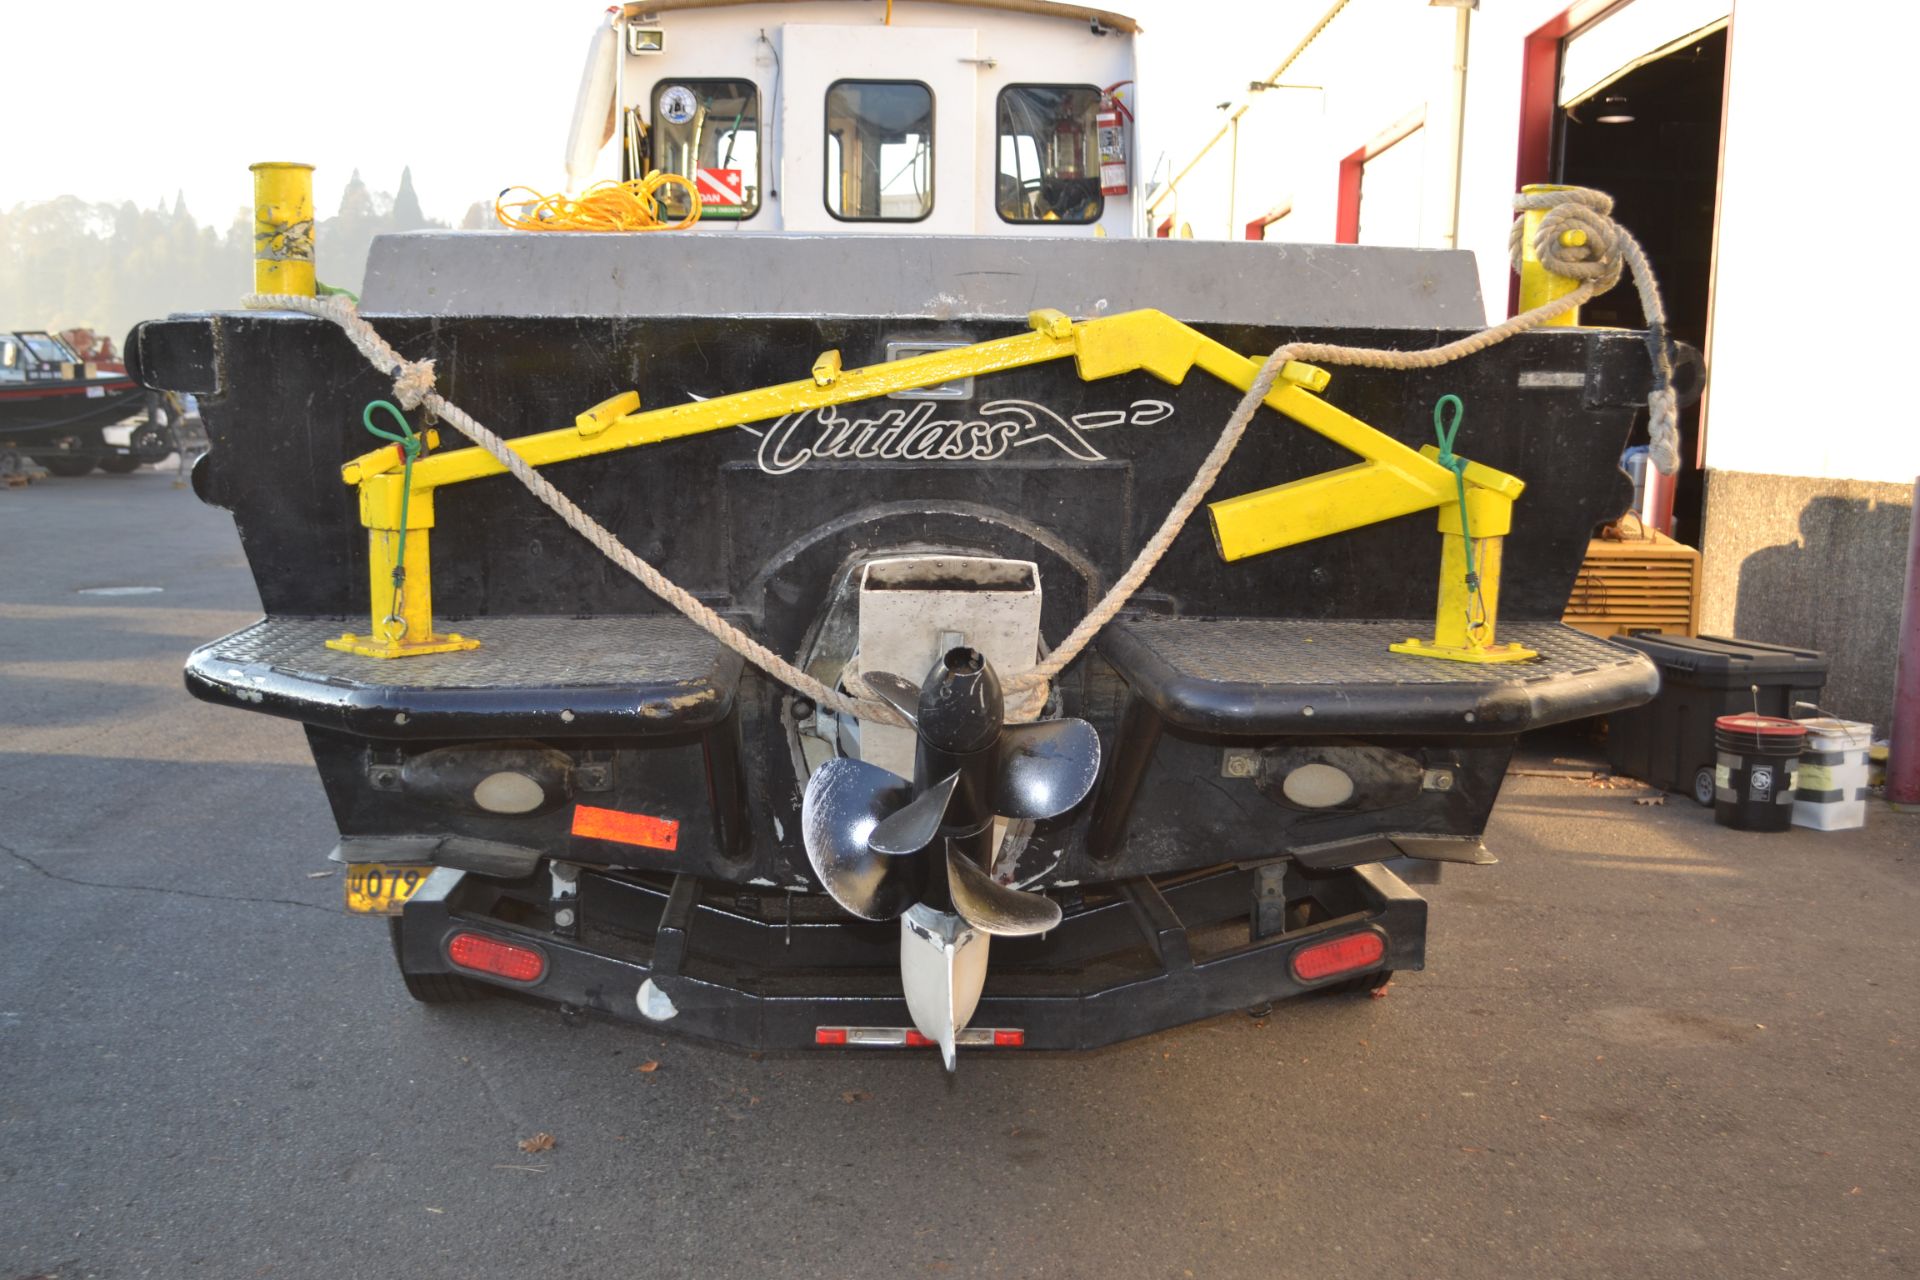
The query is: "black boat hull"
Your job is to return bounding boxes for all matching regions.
[0,378,149,444]
[133,302,1661,891]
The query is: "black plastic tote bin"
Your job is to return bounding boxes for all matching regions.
[1606,633,1829,806]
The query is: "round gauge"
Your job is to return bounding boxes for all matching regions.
[659,85,698,125]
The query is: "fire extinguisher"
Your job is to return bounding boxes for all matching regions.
[1097,81,1133,197]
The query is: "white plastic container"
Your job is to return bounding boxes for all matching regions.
[1792,718,1874,831]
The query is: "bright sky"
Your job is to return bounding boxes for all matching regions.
[2,0,1313,225]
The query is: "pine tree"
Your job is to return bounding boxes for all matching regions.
[392,166,427,231]
[0,194,255,335]
[337,169,375,222]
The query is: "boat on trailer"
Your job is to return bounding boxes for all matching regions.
[1,330,171,475]
[127,0,1676,1068]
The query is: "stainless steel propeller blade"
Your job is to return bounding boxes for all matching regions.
[947,846,1062,936]
[860,670,923,728]
[801,757,922,921]
[867,769,959,857]
[993,718,1102,821]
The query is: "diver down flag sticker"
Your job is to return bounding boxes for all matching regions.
[571,804,680,851]
[695,167,744,206]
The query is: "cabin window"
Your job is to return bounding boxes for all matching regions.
[825,80,934,221]
[0,339,21,381]
[995,85,1104,224]
[18,334,69,364]
[647,78,761,220]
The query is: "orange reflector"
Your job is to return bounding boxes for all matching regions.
[1291,930,1386,982]
[447,931,546,983]
[571,803,680,851]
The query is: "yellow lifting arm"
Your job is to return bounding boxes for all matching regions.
[329,307,1532,665]
[342,325,1081,494]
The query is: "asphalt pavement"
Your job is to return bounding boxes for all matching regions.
[2,468,1915,1279]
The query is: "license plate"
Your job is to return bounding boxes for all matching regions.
[344,863,432,915]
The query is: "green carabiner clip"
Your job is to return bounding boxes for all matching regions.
[359,399,425,627]
[1430,394,1487,635]
[1432,394,1464,469]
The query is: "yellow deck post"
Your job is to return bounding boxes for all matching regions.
[325,476,477,659]
[1390,470,1536,664]
[1516,182,1586,326]
[250,162,317,297]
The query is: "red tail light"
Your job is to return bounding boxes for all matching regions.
[814,1027,848,1045]
[446,931,546,983]
[1291,930,1386,982]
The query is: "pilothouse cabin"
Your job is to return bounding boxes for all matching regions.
[563,1,1140,235]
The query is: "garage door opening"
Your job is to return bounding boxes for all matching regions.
[1557,22,1727,548]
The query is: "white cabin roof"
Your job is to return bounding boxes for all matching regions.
[616,0,1141,35]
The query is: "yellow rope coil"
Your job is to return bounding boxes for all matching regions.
[494,171,703,232]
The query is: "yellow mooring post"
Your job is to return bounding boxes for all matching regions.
[1388,449,1536,664]
[1515,182,1585,326]
[326,440,480,659]
[250,162,316,296]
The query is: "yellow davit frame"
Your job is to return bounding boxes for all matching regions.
[331,307,1531,664]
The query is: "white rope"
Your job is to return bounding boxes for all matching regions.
[1509,186,1680,474]
[247,186,1667,722]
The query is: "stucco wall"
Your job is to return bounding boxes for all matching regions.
[1699,471,1914,729]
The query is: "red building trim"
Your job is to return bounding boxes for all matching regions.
[1334,147,1366,244]
[1515,12,1577,192]
[1511,1,1630,309]
[1245,199,1294,241]
[1333,109,1425,246]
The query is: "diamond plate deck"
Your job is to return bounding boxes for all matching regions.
[207,615,726,689]
[1117,618,1640,686]
[187,615,743,739]
[1099,617,1657,736]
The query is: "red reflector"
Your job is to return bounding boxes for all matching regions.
[446,932,546,983]
[813,1026,1025,1048]
[1292,930,1386,982]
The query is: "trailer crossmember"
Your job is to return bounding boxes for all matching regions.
[392,860,1428,1052]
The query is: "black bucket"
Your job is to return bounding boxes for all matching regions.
[1712,714,1806,832]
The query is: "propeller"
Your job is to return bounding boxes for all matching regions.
[801,647,1102,937]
